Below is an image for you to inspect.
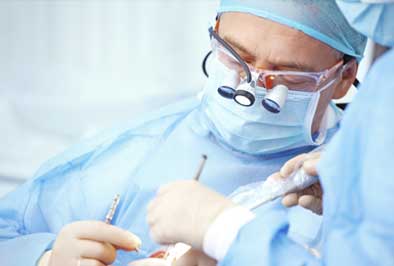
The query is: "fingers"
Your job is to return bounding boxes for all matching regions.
[280,152,321,178]
[280,153,309,178]
[303,157,320,176]
[175,249,216,266]
[281,193,299,208]
[282,193,323,215]
[78,240,116,265]
[174,250,199,266]
[78,258,106,266]
[70,221,141,251]
[196,252,217,266]
[128,258,170,266]
[266,172,284,182]
[299,195,323,215]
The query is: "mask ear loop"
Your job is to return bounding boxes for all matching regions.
[304,70,342,146]
[334,58,359,111]
[311,60,350,142]
[208,29,252,83]
[202,51,212,78]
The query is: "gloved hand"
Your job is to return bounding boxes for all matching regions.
[174,249,217,266]
[41,221,141,266]
[128,258,169,266]
[128,249,216,266]
[268,152,323,215]
[147,180,236,249]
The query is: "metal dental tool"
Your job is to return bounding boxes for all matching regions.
[105,194,120,224]
[193,154,208,181]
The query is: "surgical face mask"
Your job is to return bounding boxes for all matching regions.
[198,58,338,155]
[336,0,394,47]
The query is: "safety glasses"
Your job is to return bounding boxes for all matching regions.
[209,27,344,93]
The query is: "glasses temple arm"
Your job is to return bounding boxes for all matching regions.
[208,27,252,83]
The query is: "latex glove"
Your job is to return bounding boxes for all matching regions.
[174,249,217,266]
[147,180,235,249]
[128,258,170,266]
[128,249,216,266]
[42,221,141,266]
[268,152,323,215]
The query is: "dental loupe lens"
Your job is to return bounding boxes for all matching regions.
[262,98,280,113]
[261,84,288,113]
[234,90,255,106]
[217,86,236,99]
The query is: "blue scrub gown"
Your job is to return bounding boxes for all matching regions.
[221,49,394,266]
[0,96,337,266]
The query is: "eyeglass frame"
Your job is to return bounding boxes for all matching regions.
[202,25,354,92]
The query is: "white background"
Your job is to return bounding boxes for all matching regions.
[0,0,218,197]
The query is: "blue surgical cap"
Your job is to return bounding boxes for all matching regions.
[218,0,367,60]
[336,0,394,47]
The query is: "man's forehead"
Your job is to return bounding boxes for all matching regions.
[218,12,343,71]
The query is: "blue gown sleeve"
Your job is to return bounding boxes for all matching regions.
[0,128,128,266]
[317,49,394,266]
[220,202,319,266]
[0,133,156,266]
[222,51,394,266]
[0,180,56,266]
[0,99,199,266]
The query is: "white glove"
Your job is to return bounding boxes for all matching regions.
[40,221,141,266]
[175,249,217,266]
[147,180,235,249]
[273,152,323,215]
[128,258,170,266]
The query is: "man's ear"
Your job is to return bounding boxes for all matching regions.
[332,59,358,99]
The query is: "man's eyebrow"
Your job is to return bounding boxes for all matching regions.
[222,34,319,72]
[270,61,317,72]
[222,35,256,59]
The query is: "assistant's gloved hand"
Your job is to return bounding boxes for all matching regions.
[147,180,236,249]
[41,221,141,266]
[128,249,216,266]
[268,152,323,215]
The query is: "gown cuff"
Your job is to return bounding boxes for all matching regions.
[202,206,255,261]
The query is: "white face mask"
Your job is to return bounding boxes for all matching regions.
[197,60,338,155]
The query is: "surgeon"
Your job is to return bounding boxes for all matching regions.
[0,1,366,266]
[145,1,394,265]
